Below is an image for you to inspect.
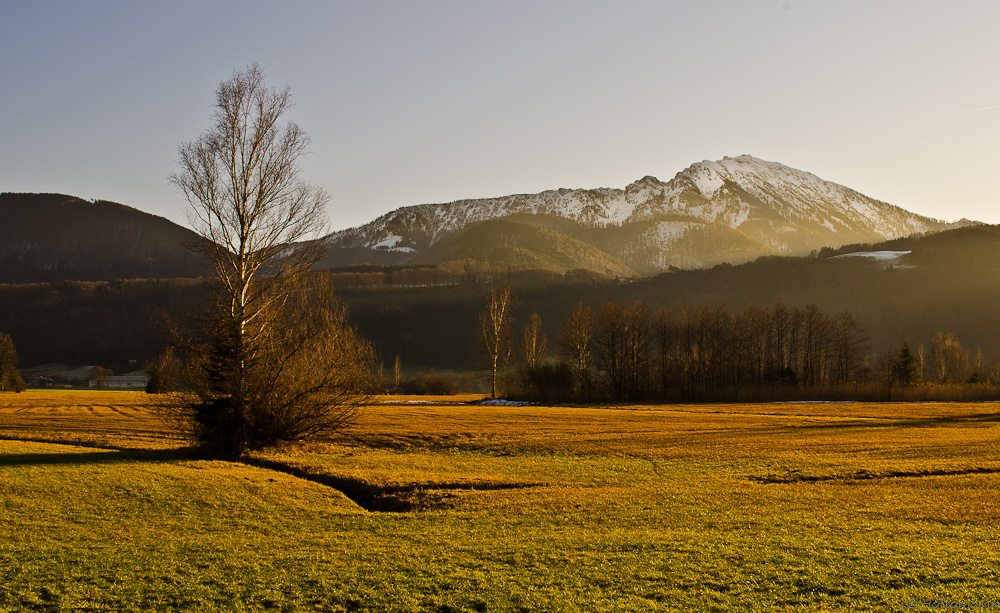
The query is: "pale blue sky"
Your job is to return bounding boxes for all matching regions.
[2,1,998,230]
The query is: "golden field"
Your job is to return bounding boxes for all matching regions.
[1,390,998,611]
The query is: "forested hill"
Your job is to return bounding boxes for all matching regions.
[0,193,210,282]
[5,224,1000,372]
[337,226,1000,371]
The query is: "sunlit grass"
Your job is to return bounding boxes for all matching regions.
[1,391,999,610]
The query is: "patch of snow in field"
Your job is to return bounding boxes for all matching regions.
[477,399,535,406]
[775,400,860,404]
[832,250,911,261]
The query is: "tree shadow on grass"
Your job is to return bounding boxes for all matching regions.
[761,411,1000,435]
[241,456,542,513]
[0,440,543,513]
[0,447,200,468]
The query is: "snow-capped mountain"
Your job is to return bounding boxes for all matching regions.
[325,155,972,274]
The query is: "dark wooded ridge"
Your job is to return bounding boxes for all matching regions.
[2,225,1000,399]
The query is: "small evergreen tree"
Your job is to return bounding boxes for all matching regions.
[0,332,26,392]
[892,342,920,387]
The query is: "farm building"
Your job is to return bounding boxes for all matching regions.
[89,372,149,389]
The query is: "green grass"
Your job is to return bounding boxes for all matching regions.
[1,392,999,611]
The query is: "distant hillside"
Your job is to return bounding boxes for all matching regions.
[336,224,1000,370]
[326,155,975,274]
[0,193,209,282]
[412,215,636,276]
[7,225,1000,371]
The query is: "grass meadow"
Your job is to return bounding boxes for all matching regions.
[1,391,999,611]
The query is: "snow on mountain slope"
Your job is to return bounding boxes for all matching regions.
[326,155,965,272]
[329,186,630,253]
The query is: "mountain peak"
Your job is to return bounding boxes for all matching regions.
[325,156,968,274]
[625,175,663,191]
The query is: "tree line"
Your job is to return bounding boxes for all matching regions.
[482,285,1000,403]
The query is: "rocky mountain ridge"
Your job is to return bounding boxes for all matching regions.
[326,155,973,274]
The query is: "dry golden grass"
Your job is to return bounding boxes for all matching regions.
[2,391,1000,610]
[0,390,185,449]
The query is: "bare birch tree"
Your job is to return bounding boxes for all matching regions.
[480,282,516,398]
[171,62,328,335]
[166,64,377,457]
[523,312,547,369]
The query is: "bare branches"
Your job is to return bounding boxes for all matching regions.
[560,302,594,394]
[522,312,547,369]
[164,65,374,457]
[480,282,516,399]
[169,62,328,331]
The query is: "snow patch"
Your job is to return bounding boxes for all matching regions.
[832,250,911,262]
[603,195,639,224]
[655,221,697,243]
[728,205,750,227]
[476,399,535,406]
[692,164,725,198]
[775,400,860,404]
[374,234,403,249]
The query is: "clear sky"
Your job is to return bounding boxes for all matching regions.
[2,1,998,231]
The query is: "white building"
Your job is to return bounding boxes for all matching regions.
[89,372,150,389]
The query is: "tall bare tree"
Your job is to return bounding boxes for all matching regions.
[831,311,869,385]
[560,302,594,393]
[480,282,516,398]
[621,300,651,400]
[930,332,970,384]
[523,312,547,369]
[596,301,626,400]
[166,64,377,457]
[171,62,328,338]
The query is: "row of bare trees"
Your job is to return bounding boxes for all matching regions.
[480,285,997,402]
[550,301,874,401]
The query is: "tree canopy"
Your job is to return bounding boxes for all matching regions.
[164,64,379,457]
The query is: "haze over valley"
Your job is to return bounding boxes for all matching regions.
[2,155,997,378]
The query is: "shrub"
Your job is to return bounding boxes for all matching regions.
[399,371,458,395]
